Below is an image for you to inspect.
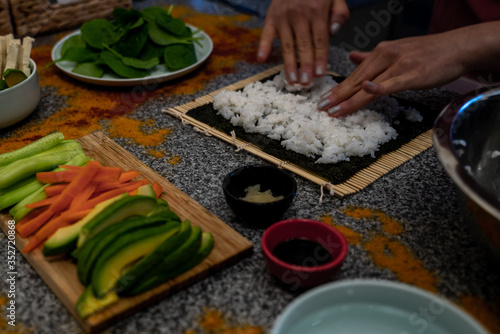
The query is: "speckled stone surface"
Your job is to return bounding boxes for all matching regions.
[1,1,499,334]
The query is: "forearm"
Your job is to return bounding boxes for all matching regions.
[454,21,500,73]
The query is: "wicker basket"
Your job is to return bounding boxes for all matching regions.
[8,0,132,36]
[0,0,13,35]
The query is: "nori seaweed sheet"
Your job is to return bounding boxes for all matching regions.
[187,75,439,184]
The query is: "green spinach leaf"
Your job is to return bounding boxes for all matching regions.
[72,62,105,77]
[81,19,122,50]
[164,43,197,71]
[100,50,149,78]
[61,35,86,58]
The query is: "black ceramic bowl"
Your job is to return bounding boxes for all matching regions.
[222,164,297,226]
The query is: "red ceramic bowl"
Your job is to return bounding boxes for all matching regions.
[261,218,348,289]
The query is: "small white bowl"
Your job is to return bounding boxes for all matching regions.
[272,279,489,334]
[0,59,40,129]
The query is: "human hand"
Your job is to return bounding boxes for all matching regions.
[316,29,481,117]
[257,0,349,86]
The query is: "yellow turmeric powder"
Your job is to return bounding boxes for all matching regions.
[186,308,263,334]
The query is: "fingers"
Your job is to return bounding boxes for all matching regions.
[329,0,350,36]
[257,20,277,62]
[349,50,371,65]
[293,13,315,84]
[310,6,330,78]
[278,20,299,83]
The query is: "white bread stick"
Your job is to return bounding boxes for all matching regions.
[20,36,35,76]
[5,43,21,71]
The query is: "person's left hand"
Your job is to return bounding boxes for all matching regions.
[257,0,349,86]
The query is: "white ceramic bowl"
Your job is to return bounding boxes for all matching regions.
[272,279,488,334]
[0,59,40,129]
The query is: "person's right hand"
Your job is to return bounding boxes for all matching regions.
[317,21,500,117]
[257,0,350,86]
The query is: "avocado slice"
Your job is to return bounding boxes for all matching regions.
[76,216,180,285]
[91,223,180,298]
[0,80,7,91]
[114,220,192,292]
[4,69,28,88]
[77,195,158,248]
[132,183,156,197]
[42,193,128,257]
[76,285,118,319]
[126,231,214,295]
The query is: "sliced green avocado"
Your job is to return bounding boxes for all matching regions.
[126,231,214,295]
[75,285,118,319]
[77,195,158,248]
[76,217,180,286]
[0,80,7,91]
[4,69,28,88]
[114,220,192,293]
[42,193,128,257]
[91,223,179,298]
[146,198,180,221]
[133,183,156,197]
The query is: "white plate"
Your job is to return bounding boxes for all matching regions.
[51,24,213,87]
[272,279,489,334]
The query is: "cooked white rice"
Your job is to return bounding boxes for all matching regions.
[213,71,422,164]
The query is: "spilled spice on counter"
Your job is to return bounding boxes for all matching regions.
[186,308,264,334]
[107,117,171,147]
[343,206,403,235]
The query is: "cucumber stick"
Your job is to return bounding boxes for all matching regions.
[0,176,43,210]
[0,132,65,167]
[0,152,83,189]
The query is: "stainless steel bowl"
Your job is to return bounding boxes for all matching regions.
[434,86,500,261]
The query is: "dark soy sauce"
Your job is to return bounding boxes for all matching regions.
[272,238,333,267]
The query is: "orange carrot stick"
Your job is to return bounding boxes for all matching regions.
[22,209,92,253]
[17,209,55,238]
[37,166,121,184]
[118,170,140,183]
[152,181,162,198]
[44,184,67,197]
[19,161,101,238]
[25,195,60,209]
[70,182,98,210]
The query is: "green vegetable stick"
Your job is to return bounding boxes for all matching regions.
[0,151,83,189]
[9,186,48,222]
[0,132,65,167]
[0,176,43,210]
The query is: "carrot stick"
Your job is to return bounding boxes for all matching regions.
[44,184,67,197]
[16,207,47,229]
[19,161,101,238]
[70,182,98,210]
[118,170,140,183]
[81,188,129,210]
[152,181,162,198]
[37,166,121,184]
[22,209,92,253]
[17,209,55,238]
[25,195,60,209]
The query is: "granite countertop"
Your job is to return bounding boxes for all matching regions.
[1,1,499,333]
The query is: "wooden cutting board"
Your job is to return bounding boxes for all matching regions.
[0,131,253,333]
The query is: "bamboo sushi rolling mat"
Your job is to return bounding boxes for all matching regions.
[164,65,434,197]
